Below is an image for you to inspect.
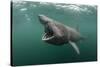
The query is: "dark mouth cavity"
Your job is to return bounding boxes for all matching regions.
[44,26,54,38]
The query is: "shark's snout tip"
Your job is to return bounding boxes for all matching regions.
[38,14,44,18]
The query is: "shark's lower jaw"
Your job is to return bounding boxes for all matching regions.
[42,27,55,41]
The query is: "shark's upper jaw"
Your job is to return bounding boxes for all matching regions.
[42,26,55,41]
[38,14,55,41]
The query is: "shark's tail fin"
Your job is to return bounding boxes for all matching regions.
[69,41,80,54]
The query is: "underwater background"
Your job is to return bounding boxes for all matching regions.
[12,1,97,66]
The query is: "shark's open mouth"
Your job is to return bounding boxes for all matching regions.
[42,27,55,41]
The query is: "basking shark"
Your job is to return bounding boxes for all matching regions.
[38,14,84,54]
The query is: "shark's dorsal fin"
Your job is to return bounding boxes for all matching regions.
[69,41,80,54]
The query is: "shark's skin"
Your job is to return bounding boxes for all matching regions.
[38,14,84,54]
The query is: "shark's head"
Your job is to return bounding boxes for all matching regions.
[38,14,67,45]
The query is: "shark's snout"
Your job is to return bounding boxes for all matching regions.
[38,14,44,19]
[38,14,49,25]
[38,14,54,25]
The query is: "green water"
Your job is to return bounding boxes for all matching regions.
[12,1,97,66]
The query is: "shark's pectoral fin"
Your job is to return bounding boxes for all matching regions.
[69,41,80,54]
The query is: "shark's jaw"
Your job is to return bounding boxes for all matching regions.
[42,26,55,41]
[38,14,55,41]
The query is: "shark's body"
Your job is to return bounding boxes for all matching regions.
[38,14,84,54]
